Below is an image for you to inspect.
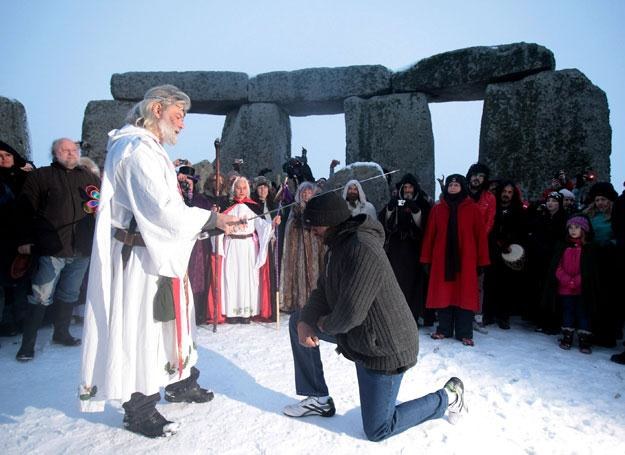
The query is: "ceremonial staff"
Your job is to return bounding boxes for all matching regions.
[212,138,221,333]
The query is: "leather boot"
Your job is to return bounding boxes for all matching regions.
[559,328,574,350]
[16,304,47,361]
[578,331,592,354]
[52,301,81,346]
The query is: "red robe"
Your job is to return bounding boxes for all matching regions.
[475,190,496,234]
[420,198,490,311]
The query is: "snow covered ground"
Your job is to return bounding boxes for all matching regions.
[1,317,624,454]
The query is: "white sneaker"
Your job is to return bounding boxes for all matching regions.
[444,377,467,425]
[282,396,336,417]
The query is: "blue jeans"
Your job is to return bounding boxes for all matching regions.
[289,310,336,397]
[28,256,90,306]
[289,311,448,441]
[561,295,590,332]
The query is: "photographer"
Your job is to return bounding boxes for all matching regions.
[282,147,315,188]
[176,163,197,206]
[380,173,432,326]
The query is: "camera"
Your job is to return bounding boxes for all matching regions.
[397,199,406,207]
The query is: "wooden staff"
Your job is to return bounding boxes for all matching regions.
[212,138,221,333]
[275,200,282,330]
[214,138,222,197]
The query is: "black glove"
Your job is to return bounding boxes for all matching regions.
[387,198,398,210]
[404,199,420,213]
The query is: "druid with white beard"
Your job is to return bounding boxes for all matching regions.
[79,85,241,438]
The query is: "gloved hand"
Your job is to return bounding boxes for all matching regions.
[387,198,398,210]
[404,199,420,213]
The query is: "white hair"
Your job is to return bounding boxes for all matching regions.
[125,85,191,133]
[230,176,251,198]
[50,138,80,161]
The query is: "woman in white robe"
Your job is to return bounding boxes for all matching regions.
[215,177,273,322]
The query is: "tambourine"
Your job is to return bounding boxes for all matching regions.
[501,243,526,271]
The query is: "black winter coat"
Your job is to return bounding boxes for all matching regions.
[17,162,100,257]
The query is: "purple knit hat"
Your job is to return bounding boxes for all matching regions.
[566,216,590,233]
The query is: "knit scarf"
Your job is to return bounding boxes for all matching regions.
[443,193,466,281]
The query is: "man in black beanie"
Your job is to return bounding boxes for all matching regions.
[282,191,467,441]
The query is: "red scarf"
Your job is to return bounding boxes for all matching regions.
[224,197,257,214]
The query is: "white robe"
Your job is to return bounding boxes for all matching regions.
[213,203,272,318]
[80,125,210,411]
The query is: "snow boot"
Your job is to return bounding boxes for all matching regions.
[16,304,47,362]
[578,331,592,354]
[165,366,214,403]
[444,377,467,425]
[496,317,511,330]
[125,409,179,438]
[52,301,81,346]
[610,351,625,365]
[559,328,574,350]
[164,384,214,403]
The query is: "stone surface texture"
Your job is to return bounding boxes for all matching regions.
[220,103,291,183]
[249,65,391,116]
[111,71,249,115]
[392,42,555,102]
[479,69,611,200]
[344,93,435,197]
[0,96,31,160]
[81,100,135,167]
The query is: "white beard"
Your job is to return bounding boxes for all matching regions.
[158,118,178,145]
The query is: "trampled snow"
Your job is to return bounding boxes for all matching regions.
[1,317,624,454]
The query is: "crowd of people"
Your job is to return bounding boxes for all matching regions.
[1,83,623,440]
[172,154,624,359]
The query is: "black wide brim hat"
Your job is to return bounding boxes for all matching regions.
[304,191,351,227]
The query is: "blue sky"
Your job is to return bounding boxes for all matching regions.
[1,0,623,195]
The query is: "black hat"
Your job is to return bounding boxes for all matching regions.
[304,191,351,227]
[466,162,490,180]
[253,175,271,189]
[588,182,618,202]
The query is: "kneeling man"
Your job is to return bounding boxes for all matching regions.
[282,191,467,441]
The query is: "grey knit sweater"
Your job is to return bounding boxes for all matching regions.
[300,215,419,373]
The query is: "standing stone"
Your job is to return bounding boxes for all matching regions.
[325,162,389,213]
[191,159,215,195]
[249,65,391,116]
[0,96,31,160]
[479,69,611,200]
[344,93,435,197]
[81,100,135,167]
[392,42,555,102]
[220,103,291,182]
[110,71,249,115]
